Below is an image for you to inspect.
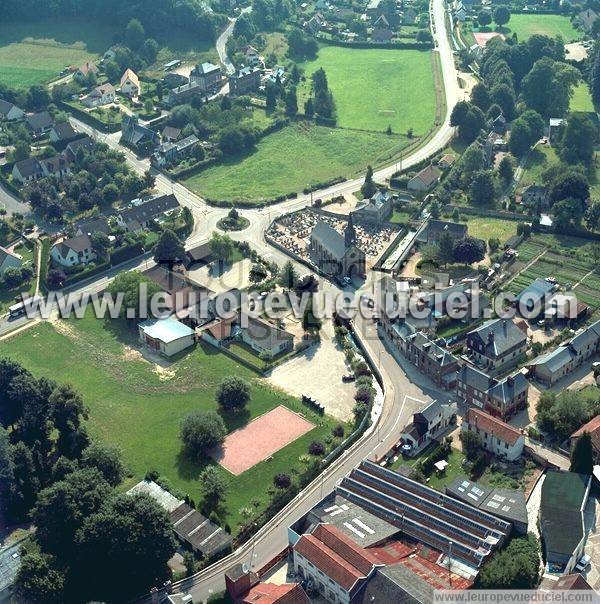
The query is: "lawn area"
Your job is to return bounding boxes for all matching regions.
[185,121,409,203]
[298,46,437,135]
[263,32,288,62]
[462,215,520,244]
[0,315,344,534]
[570,82,595,113]
[504,14,582,41]
[0,19,115,87]
[390,208,416,224]
[517,145,558,191]
[391,448,467,491]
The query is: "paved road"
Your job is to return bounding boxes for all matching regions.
[216,7,252,75]
[0,182,29,216]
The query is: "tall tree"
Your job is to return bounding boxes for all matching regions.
[216,376,250,412]
[209,232,234,270]
[469,170,496,206]
[125,18,145,50]
[570,432,594,475]
[453,236,485,265]
[180,411,226,460]
[285,86,298,116]
[559,113,597,166]
[591,48,600,108]
[361,165,377,198]
[14,552,66,604]
[153,229,185,269]
[279,260,298,289]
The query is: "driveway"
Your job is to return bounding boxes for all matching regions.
[0,183,29,216]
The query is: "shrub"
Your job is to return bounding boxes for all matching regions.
[332,425,345,438]
[308,441,325,456]
[180,411,226,460]
[273,473,292,489]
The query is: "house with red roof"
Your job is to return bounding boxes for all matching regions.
[571,415,600,465]
[462,408,524,461]
[292,523,381,603]
[225,563,309,603]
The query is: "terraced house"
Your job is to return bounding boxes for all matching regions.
[466,318,527,373]
[402,331,459,389]
[462,408,525,461]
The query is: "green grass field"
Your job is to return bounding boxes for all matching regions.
[570,82,595,113]
[298,46,437,135]
[185,122,409,202]
[518,145,558,191]
[504,14,582,41]
[0,315,344,533]
[461,216,520,244]
[0,20,115,87]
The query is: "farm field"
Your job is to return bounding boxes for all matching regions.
[0,20,114,87]
[504,14,582,41]
[0,314,344,534]
[298,46,437,135]
[570,82,595,113]
[185,122,409,203]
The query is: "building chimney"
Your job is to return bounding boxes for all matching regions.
[487,330,495,344]
[507,375,514,387]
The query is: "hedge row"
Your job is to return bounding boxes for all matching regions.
[315,35,433,50]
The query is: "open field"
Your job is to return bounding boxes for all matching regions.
[503,14,582,41]
[518,145,558,191]
[185,122,409,203]
[461,215,520,244]
[0,20,114,87]
[298,46,437,135]
[570,82,595,113]
[0,315,344,533]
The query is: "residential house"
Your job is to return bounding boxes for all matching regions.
[483,131,507,166]
[419,219,467,244]
[165,82,204,107]
[528,320,600,386]
[51,234,96,267]
[309,215,366,278]
[456,365,529,420]
[403,7,417,24]
[407,164,441,192]
[0,99,25,121]
[266,66,286,85]
[120,115,160,153]
[229,66,261,96]
[163,72,189,89]
[293,523,380,604]
[161,126,181,142]
[190,62,222,92]
[540,471,591,574]
[49,122,78,143]
[12,157,44,184]
[571,416,600,465]
[492,113,507,134]
[26,111,53,136]
[120,69,140,97]
[40,154,71,180]
[240,316,294,357]
[438,153,456,169]
[150,134,199,167]
[0,246,23,276]
[102,46,118,61]
[372,14,393,42]
[520,184,549,210]
[305,12,326,34]
[402,331,459,389]
[83,83,116,108]
[454,3,468,21]
[462,408,525,461]
[351,190,393,224]
[466,318,528,372]
[244,45,262,66]
[138,317,196,357]
[578,8,598,33]
[115,193,180,232]
[75,216,111,237]
[65,136,94,160]
[398,398,457,456]
[366,0,384,18]
[75,61,99,80]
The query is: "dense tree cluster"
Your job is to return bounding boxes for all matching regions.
[309,68,336,120]
[536,390,600,441]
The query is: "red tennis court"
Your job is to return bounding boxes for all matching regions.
[214,405,315,475]
[473,31,504,47]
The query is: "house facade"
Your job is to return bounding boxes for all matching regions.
[138,317,196,357]
[407,164,441,192]
[120,69,140,97]
[466,318,527,372]
[115,193,180,232]
[51,234,96,267]
[26,111,53,136]
[190,62,222,92]
[402,331,459,389]
[351,190,393,224]
[121,115,159,153]
[83,83,116,108]
[462,408,525,461]
[12,157,44,184]
[570,416,600,465]
[151,134,199,167]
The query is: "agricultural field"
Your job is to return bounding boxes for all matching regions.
[298,46,438,135]
[0,314,345,534]
[504,14,582,42]
[570,82,595,113]
[185,121,409,203]
[510,234,600,311]
[0,20,114,87]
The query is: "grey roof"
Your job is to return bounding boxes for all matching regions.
[529,345,574,372]
[13,157,43,178]
[487,372,528,404]
[427,219,467,238]
[407,332,457,367]
[118,194,179,225]
[468,318,527,357]
[41,154,69,173]
[161,125,181,140]
[569,319,600,353]
[26,111,53,131]
[0,99,22,117]
[516,278,554,304]
[75,216,110,237]
[56,234,93,256]
[354,565,432,604]
[122,115,158,146]
[0,245,21,267]
[193,62,220,75]
[311,220,347,259]
[457,364,492,392]
[51,122,77,140]
[244,316,293,349]
[66,136,94,157]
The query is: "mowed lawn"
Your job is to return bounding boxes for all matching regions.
[505,14,581,41]
[570,82,595,112]
[0,20,114,87]
[462,215,520,244]
[186,122,408,202]
[0,315,343,533]
[299,46,437,135]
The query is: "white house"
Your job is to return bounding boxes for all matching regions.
[120,69,140,97]
[240,316,294,357]
[462,408,524,461]
[0,246,23,276]
[138,317,196,357]
[0,99,25,122]
[83,83,116,108]
[244,45,262,66]
[50,234,96,267]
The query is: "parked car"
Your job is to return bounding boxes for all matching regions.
[575,554,591,572]
[342,374,355,383]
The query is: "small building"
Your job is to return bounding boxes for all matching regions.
[462,408,525,461]
[0,246,23,276]
[120,115,160,153]
[26,111,53,136]
[120,68,140,97]
[225,564,309,604]
[372,14,393,42]
[351,190,393,224]
[12,157,44,184]
[51,234,96,267]
[571,416,600,465]
[229,66,261,96]
[190,62,222,93]
[540,470,591,575]
[407,164,441,192]
[240,316,294,357]
[438,153,456,169]
[403,331,459,389]
[445,476,529,535]
[454,4,468,21]
[49,122,78,143]
[366,0,384,18]
[65,135,94,160]
[115,193,180,232]
[492,113,507,134]
[309,216,366,278]
[552,574,595,591]
[163,72,189,89]
[138,317,195,357]
[466,318,528,372]
[420,219,467,244]
[75,216,111,237]
[75,61,98,80]
[516,277,555,315]
[83,83,116,108]
[0,99,25,121]
[398,398,457,456]
[165,82,205,107]
[161,125,181,142]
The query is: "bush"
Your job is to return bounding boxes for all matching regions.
[273,473,292,489]
[332,425,345,438]
[308,441,325,456]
